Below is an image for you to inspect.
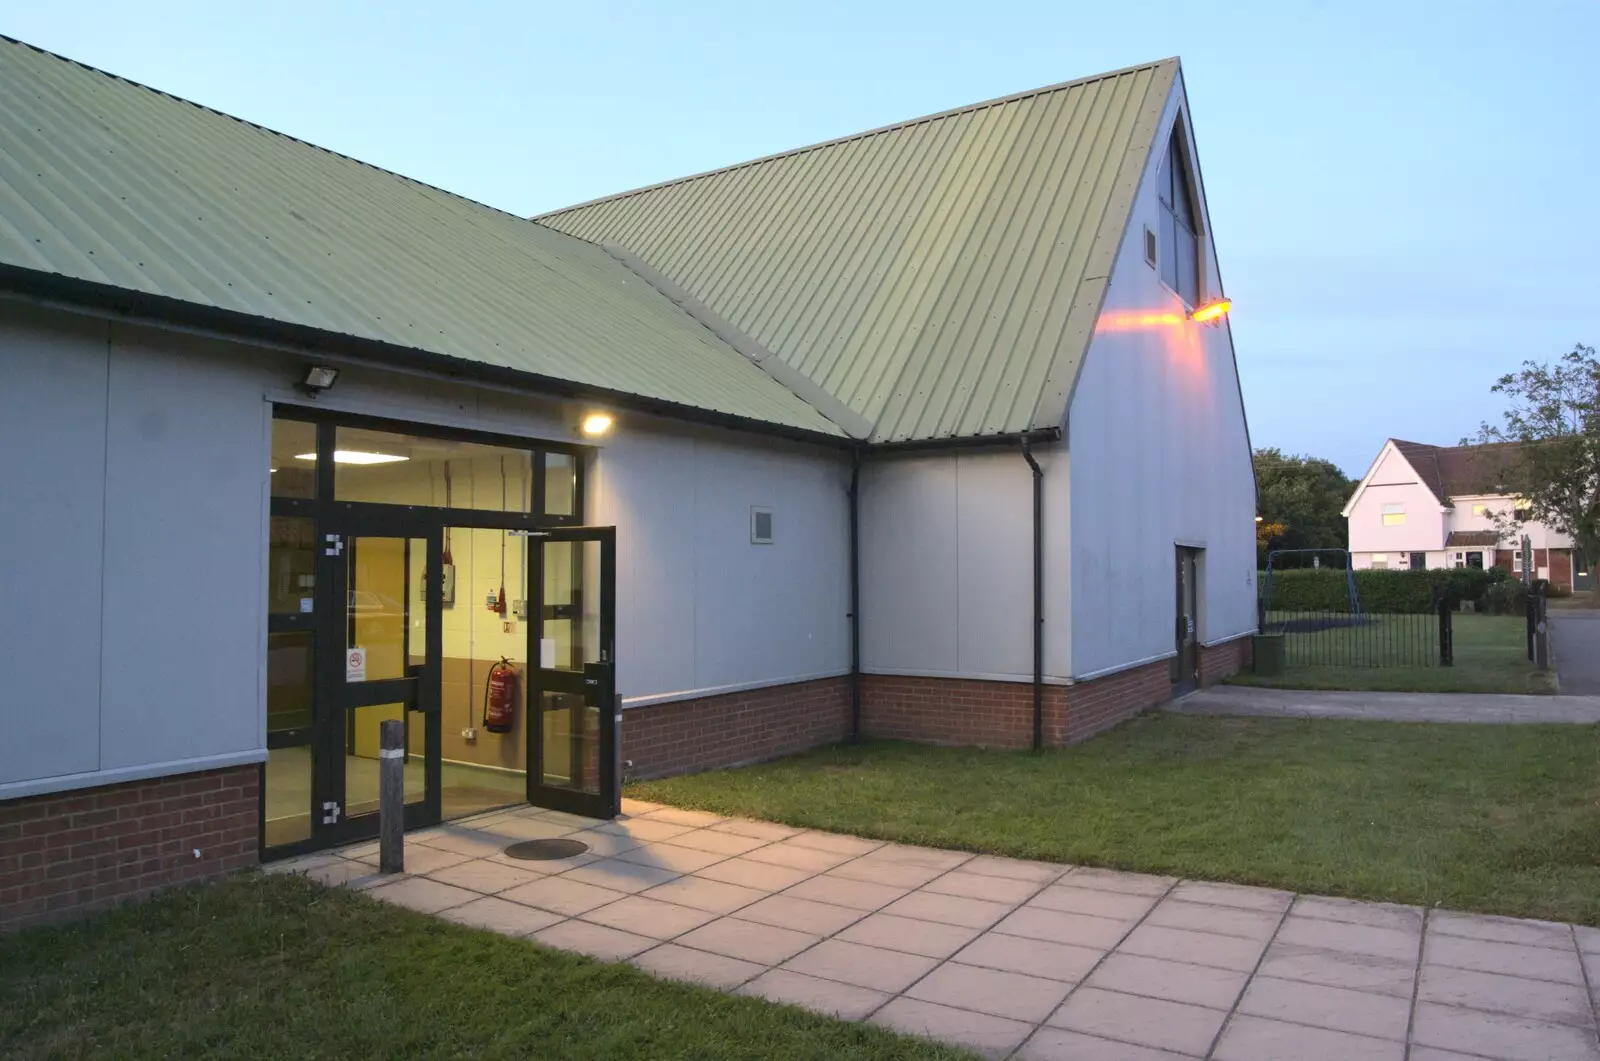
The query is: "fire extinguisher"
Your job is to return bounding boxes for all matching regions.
[482,657,518,734]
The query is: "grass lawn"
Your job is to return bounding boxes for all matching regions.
[0,874,968,1061]
[630,716,1600,925]
[1227,612,1552,693]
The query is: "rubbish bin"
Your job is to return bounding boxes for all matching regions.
[1252,633,1286,677]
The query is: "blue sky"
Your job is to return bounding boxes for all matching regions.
[11,1,1597,475]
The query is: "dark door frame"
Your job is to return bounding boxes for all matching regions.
[527,526,619,820]
[263,408,617,860]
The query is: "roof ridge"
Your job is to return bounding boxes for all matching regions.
[0,34,540,230]
[533,56,1179,220]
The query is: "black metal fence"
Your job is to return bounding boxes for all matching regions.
[1258,598,1453,669]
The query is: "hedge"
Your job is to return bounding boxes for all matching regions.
[1259,567,1526,614]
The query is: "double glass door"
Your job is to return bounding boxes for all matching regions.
[265,512,617,856]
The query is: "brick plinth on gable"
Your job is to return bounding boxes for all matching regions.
[622,676,852,781]
[1,764,259,933]
[620,636,1257,779]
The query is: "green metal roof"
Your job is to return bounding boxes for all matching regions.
[0,37,845,440]
[538,60,1178,443]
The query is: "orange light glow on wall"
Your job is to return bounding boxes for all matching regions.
[1096,311,1185,333]
[1190,298,1232,323]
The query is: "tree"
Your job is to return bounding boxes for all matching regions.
[1252,448,1356,568]
[1473,343,1600,597]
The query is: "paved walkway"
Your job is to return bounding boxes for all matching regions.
[1168,684,1600,723]
[270,802,1600,1060]
[1552,612,1600,695]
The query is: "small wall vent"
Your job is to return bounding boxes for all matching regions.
[751,506,774,545]
[1143,225,1158,268]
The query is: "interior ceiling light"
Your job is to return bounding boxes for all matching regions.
[294,450,409,465]
[1190,298,1232,323]
[580,412,614,437]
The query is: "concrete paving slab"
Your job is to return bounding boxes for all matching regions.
[1171,685,1600,723]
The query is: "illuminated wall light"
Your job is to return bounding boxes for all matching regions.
[294,450,409,465]
[1190,298,1233,323]
[580,412,614,437]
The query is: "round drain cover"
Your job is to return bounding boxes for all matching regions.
[502,838,590,861]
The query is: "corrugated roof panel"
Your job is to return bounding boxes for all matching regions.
[539,60,1178,442]
[0,38,844,439]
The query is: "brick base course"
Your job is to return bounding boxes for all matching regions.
[1,764,259,933]
[1198,635,1254,688]
[621,635,1259,776]
[622,676,851,780]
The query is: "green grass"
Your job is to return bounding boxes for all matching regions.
[1228,612,1552,693]
[0,874,969,1061]
[630,716,1600,925]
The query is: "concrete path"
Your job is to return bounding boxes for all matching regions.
[1552,612,1600,695]
[1168,684,1600,724]
[270,802,1600,1060]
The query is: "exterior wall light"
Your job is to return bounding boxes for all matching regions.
[1190,298,1232,323]
[580,412,614,437]
[298,364,340,396]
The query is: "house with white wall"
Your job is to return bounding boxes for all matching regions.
[1343,438,1582,590]
[0,38,1254,928]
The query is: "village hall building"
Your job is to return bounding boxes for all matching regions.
[0,36,1256,929]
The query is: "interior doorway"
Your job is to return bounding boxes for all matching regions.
[263,409,616,859]
[1172,546,1202,695]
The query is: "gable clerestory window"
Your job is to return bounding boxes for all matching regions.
[1157,128,1201,307]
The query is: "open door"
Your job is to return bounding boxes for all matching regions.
[1173,546,1201,695]
[529,527,618,819]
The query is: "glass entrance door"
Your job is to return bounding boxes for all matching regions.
[530,528,617,819]
[316,525,442,842]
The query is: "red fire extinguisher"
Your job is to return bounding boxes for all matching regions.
[482,657,519,734]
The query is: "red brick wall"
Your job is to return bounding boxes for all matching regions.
[1064,660,1176,742]
[622,677,851,780]
[1546,549,1574,594]
[0,765,259,933]
[622,641,1257,781]
[858,674,1064,749]
[860,659,1176,749]
[1198,635,1254,688]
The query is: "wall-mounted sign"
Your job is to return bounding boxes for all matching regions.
[346,647,367,683]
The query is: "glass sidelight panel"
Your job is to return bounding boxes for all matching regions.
[543,452,577,518]
[268,517,317,616]
[270,418,317,499]
[344,703,426,818]
[264,748,313,846]
[265,631,314,846]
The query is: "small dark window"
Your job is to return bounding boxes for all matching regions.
[1514,505,1532,521]
[1466,551,1485,569]
[751,507,773,545]
[1158,130,1201,307]
[1409,552,1427,570]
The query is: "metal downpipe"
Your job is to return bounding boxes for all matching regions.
[849,448,863,742]
[1021,439,1044,751]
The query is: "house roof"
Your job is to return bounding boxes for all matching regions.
[1389,439,1526,505]
[0,37,846,441]
[1445,530,1502,548]
[538,59,1180,443]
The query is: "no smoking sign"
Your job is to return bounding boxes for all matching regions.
[345,646,367,683]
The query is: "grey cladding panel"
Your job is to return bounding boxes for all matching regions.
[0,313,108,784]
